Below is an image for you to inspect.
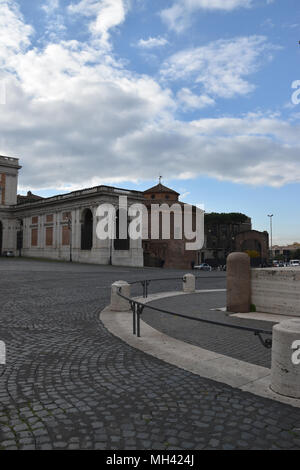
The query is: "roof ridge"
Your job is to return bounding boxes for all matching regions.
[144,183,180,195]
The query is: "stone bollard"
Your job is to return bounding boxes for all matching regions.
[183,274,195,293]
[110,281,131,311]
[271,319,300,398]
[227,252,251,313]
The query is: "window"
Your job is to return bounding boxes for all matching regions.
[46,214,53,223]
[63,212,71,220]
[31,228,38,246]
[32,216,38,225]
[62,225,70,246]
[46,227,53,246]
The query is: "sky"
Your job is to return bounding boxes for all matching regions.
[0,0,300,245]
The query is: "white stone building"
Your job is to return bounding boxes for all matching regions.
[0,155,144,267]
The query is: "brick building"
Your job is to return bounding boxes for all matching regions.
[142,183,199,269]
[202,213,269,267]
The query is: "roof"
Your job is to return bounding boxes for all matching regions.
[14,185,144,209]
[143,183,180,196]
[17,191,44,204]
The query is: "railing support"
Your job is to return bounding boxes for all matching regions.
[271,319,300,398]
[183,274,195,293]
[110,281,131,311]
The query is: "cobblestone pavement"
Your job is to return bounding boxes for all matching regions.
[143,293,274,368]
[0,259,300,450]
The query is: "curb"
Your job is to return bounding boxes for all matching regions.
[100,290,300,408]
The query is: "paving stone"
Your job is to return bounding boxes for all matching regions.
[0,259,300,450]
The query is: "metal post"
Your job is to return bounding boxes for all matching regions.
[137,310,141,338]
[132,303,136,335]
[268,214,273,263]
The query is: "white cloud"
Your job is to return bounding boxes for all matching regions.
[42,0,59,15]
[184,0,252,9]
[161,36,278,100]
[0,1,299,192]
[137,36,169,49]
[0,0,33,67]
[41,0,66,41]
[177,88,215,110]
[161,0,252,32]
[68,0,128,47]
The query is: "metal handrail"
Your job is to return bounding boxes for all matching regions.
[117,276,273,349]
[129,275,225,299]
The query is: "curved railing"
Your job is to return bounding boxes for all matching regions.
[118,276,273,349]
[128,275,226,299]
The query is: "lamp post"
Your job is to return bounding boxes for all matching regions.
[68,217,72,262]
[268,214,273,262]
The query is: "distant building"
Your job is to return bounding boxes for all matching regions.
[271,243,300,260]
[202,213,269,267]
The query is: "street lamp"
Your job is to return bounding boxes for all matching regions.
[268,214,273,261]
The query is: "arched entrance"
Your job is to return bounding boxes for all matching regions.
[235,230,269,267]
[0,221,2,256]
[81,209,93,250]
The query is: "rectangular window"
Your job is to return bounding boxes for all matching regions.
[46,227,53,246]
[62,225,70,246]
[0,173,6,205]
[31,228,38,246]
[63,212,71,220]
[46,214,53,223]
[32,216,38,224]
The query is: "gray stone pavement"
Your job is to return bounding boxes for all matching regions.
[0,258,300,450]
[142,293,274,368]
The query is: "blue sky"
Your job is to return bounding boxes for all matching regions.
[0,0,300,244]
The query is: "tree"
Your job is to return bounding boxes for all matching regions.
[291,249,300,260]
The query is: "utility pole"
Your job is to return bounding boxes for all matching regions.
[268,214,273,262]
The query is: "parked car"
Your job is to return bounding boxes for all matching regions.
[2,250,15,257]
[290,260,300,267]
[194,263,212,271]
